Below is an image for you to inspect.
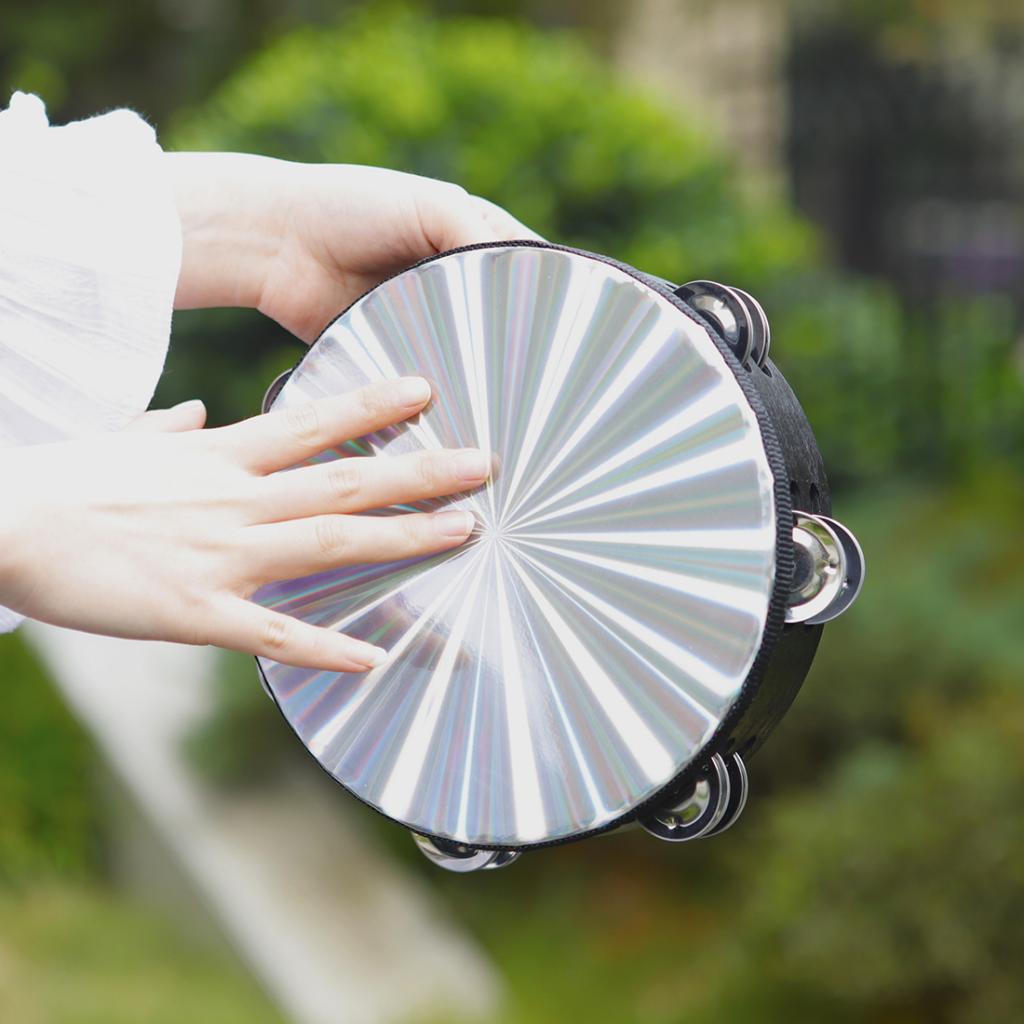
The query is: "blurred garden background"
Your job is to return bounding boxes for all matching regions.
[2,0,1024,1021]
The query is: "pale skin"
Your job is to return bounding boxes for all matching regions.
[0,154,539,671]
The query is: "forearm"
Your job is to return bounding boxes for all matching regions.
[166,151,287,311]
[164,152,537,341]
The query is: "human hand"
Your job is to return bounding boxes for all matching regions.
[0,377,489,671]
[167,153,540,340]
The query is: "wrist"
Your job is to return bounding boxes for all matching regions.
[166,151,288,311]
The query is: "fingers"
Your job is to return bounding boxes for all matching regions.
[215,377,432,474]
[215,598,389,673]
[241,508,475,581]
[472,195,545,243]
[256,447,491,520]
[416,180,543,251]
[124,399,207,433]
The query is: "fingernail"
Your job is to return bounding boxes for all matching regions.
[434,509,475,538]
[453,448,491,481]
[396,376,432,408]
[355,644,389,670]
[173,399,205,413]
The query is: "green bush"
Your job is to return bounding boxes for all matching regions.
[161,6,822,431]
[166,10,1024,1022]
[163,7,1024,487]
[0,882,282,1024]
[181,649,299,789]
[754,471,1024,791]
[169,8,814,283]
[708,697,1024,1024]
[0,633,98,882]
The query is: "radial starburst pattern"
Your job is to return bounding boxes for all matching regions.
[256,245,777,848]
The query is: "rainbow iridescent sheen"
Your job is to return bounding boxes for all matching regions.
[256,246,777,847]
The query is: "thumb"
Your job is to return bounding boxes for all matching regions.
[417,183,544,252]
[124,399,207,433]
[472,195,545,244]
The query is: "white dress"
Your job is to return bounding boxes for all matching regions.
[0,92,182,631]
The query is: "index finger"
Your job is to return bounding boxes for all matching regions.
[216,376,432,473]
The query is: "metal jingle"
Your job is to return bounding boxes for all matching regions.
[261,369,293,414]
[702,753,749,837]
[638,752,731,843]
[729,286,771,368]
[805,514,865,625]
[480,850,522,871]
[675,280,754,367]
[412,833,519,873]
[786,512,866,625]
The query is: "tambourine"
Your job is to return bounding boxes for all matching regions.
[255,242,864,871]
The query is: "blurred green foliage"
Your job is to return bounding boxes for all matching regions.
[169,9,814,280]
[0,882,282,1023]
[182,647,296,789]
[0,1,618,129]
[0,633,284,1020]
[168,8,1024,1024]
[0,2,1021,1022]
[702,478,1024,1024]
[364,478,1015,1024]
[159,6,817,426]
[162,8,1024,484]
[0,632,97,882]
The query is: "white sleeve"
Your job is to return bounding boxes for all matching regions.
[0,92,183,632]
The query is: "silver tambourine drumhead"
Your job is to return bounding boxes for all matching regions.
[255,242,863,868]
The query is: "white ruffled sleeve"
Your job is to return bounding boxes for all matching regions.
[0,92,183,632]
